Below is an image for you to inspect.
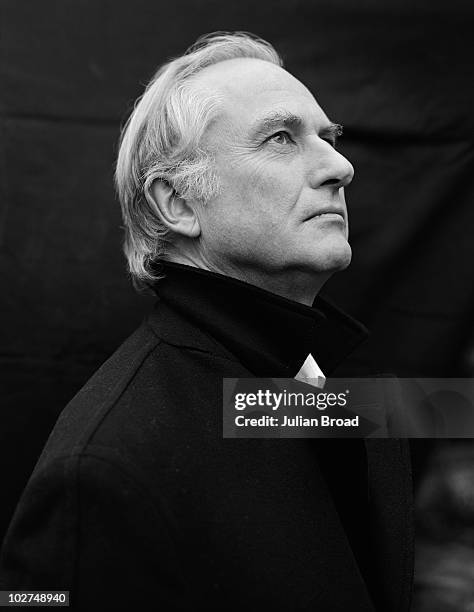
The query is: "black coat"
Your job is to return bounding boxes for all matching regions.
[0,264,413,611]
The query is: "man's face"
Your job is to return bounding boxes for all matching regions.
[190,58,355,294]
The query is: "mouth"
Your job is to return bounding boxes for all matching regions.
[304,208,346,222]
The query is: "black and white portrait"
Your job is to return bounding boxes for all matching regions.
[1,2,473,610]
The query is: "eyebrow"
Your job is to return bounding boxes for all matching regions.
[249,110,303,139]
[249,110,343,145]
[320,122,344,146]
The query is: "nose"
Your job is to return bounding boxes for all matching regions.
[309,142,355,190]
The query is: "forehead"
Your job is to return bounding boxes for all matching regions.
[190,58,330,134]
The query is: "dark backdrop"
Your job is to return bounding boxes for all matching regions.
[1,0,473,546]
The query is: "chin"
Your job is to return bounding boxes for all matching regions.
[307,238,352,273]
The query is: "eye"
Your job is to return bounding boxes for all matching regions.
[268,131,293,145]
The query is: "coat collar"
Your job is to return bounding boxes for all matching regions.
[150,262,368,377]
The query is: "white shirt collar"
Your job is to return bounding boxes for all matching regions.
[294,353,326,389]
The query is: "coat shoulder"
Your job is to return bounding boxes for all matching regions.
[35,312,247,475]
[35,321,162,466]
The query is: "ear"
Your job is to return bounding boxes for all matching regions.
[148,179,201,238]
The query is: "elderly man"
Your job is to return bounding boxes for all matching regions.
[0,33,413,611]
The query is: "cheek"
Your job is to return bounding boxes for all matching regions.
[220,158,303,227]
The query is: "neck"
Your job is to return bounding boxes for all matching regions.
[164,250,330,307]
[233,269,330,307]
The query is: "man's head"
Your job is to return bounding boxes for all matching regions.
[116,32,354,303]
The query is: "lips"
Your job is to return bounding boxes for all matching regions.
[304,208,345,222]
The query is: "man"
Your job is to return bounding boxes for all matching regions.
[0,32,413,610]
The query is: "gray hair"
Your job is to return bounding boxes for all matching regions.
[115,31,283,289]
